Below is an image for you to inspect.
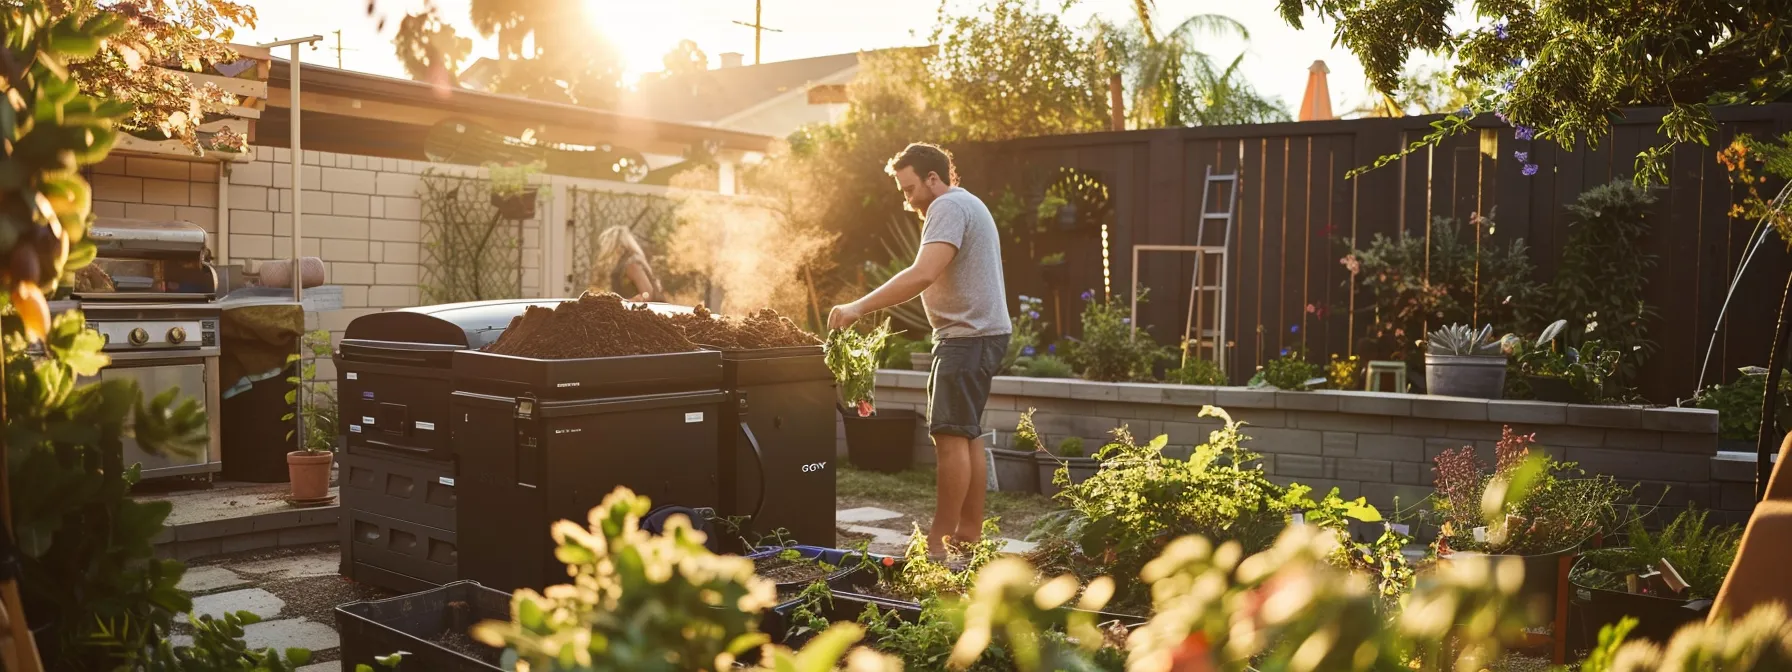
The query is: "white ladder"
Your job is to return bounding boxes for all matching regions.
[1183,166,1236,371]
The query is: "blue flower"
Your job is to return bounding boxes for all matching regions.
[1081,290,1094,301]
[1458,105,1473,117]
[1513,150,1529,163]
[1281,347,1291,356]
[1290,325,1299,333]
[1028,311,1039,320]
[1023,346,1036,356]
[1048,344,1057,354]
[1493,22,1508,39]
[1502,80,1515,92]
[1514,125,1535,141]
[1122,318,1131,326]
[1508,57,1524,68]
[1522,163,1539,176]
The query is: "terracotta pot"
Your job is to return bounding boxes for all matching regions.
[287,450,334,500]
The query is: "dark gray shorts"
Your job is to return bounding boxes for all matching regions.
[926,334,1011,439]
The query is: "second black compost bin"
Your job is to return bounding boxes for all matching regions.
[335,299,565,593]
[451,346,727,593]
[713,345,836,551]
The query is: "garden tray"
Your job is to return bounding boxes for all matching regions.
[1567,553,1712,651]
[336,580,508,672]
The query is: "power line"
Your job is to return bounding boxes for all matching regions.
[730,0,783,65]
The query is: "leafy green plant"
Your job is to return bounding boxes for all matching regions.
[827,318,892,417]
[1165,356,1226,386]
[1429,426,1632,556]
[877,331,932,369]
[485,159,545,196]
[138,610,314,671]
[1327,353,1363,390]
[1427,323,1502,356]
[862,216,930,335]
[1548,180,1659,383]
[1016,354,1074,378]
[1518,319,1624,402]
[1693,366,1792,442]
[1003,294,1046,374]
[1573,506,1741,600]
[470,487,895,671]
[1066,288,1171,382]
[282,330,337,454]
[1255,348,1325,391]
[1012,408,1041,452]
[1055,436,1084,458]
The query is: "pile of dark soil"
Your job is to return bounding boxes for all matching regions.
[484,293,699,359]
[756,553,836,600]
[435,627,501,665]
[670,305,820,350]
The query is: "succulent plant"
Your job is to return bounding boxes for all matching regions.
[1427,323,1503,356]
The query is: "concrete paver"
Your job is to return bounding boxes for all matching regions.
[231,553,340,580]
[836,507,905,523]
[297,662,340,672]
[178,566,249,594]
[189,587,286,621]
[242,618,341,653]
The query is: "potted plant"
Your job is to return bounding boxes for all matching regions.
[1518,319,1621,403]
[1428,427,1632,615]
[1568,507,1740,652]
[908,335,935,372]
[1249,348,1326,391]
[283,330,337,503]
[1039,252,1067,288]
[1424,323,1509,398]
[990,409,1043,494]
[830,320,914,472]
[486,160,544,220]
[1035,436,1097,497]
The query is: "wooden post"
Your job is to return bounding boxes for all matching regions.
[1108,75,1125,131]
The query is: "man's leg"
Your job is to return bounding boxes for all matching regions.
[930,433,972,557]
[956,433,988,545]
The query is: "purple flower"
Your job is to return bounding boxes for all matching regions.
[1458,105,1473,117]
[1081,290,1094,301]
[1028,311,1039,320]
[1495,110,1510,123]
[1493,22,1508,39]
[1522,163,1539,176]
[1023,346,1036,356]
[1514,150,1530,163]
[1048,344,1057,354]
[1502,80,1516,92]
[1515,125,1536,141]
[1508,57,1524,68]
[1121,318,1131,326]
[1290,325,1300,334]
[1281,347,1291,356]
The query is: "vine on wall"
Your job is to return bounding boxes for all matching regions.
[420,170,528,304]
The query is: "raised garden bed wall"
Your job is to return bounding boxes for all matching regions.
[853,371,1753,524]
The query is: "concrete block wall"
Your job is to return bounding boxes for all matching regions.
[859,371,1751,524]
[91,156,223,253]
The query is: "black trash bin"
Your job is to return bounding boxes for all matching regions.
[452,347,726,594]
[714,345,837,551]
[335,300,565,593]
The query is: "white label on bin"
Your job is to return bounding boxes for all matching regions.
[349,425,362,434]
[1390,523,1411,536]
[556,381,580,388]
[362,416,375,425]
[415,421,435,431]
[347,372,358,380]
[685,412,704,423]
[439,477,455,486]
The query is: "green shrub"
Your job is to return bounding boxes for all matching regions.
[1056,436,1083,457]
[1166,357,1227,385]
[1573,506,1741,600]
[1066,288,1171,382]
[1017,354,1075,378]
[1693,366,1792,442]
[1256,348,1325,391]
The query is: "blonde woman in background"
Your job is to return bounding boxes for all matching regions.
[586,226,663,301]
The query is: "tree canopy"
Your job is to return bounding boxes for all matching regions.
[1277,0,1792,182]
[393,9,473,88]
[464,0,626,107]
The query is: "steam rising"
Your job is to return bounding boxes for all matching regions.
[662,168,837,322]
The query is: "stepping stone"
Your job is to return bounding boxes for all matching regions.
[841,524,912,547]
[996,538,1038,554]
[241,618,340,653]
[178,566,249,594]
[297,662,340,672]
[189,588,286,621]
[230,553,340,580]
[837,507,904,523]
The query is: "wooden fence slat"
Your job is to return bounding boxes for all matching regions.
[1234,137,1266,380]
[1283,136,1312,356]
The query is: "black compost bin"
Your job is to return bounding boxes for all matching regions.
[452,348,726,593]
[336,580,508,672]
[715,345,837,551]
[335,299,566,593]
[219,362,297,483]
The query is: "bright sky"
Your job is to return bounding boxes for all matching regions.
[238,0,1416,121]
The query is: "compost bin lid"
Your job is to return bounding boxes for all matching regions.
[344,298,700,349]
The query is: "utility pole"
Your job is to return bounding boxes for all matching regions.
[730,0,783,65]
[328,30,357,69]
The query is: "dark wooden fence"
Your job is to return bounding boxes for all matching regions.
[953,105,1792,403]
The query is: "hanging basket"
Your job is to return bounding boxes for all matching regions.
[490,187,540,220]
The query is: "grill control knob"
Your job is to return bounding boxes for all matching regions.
[167,327,187,345]
[128,327,149,346]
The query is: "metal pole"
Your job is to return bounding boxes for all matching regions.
[290,42,302,302]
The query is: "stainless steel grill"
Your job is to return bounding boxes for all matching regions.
[66,218,223,481]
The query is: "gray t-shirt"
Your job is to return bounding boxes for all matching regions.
[919,187,1011,339]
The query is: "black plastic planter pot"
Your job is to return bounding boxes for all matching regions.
[1567,554,1711,651]
[989,447,1039,493]
[841,407,917,473]
[1446,543,1585,629]
[750,545,868,600]
[336,580,509,672]
[1527,376,1585,404]
[1036,452,1099,497]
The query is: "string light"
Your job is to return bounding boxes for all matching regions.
[1100,223,1112,300]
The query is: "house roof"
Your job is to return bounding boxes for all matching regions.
[623,52,864,125]
[266,59,774,156]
